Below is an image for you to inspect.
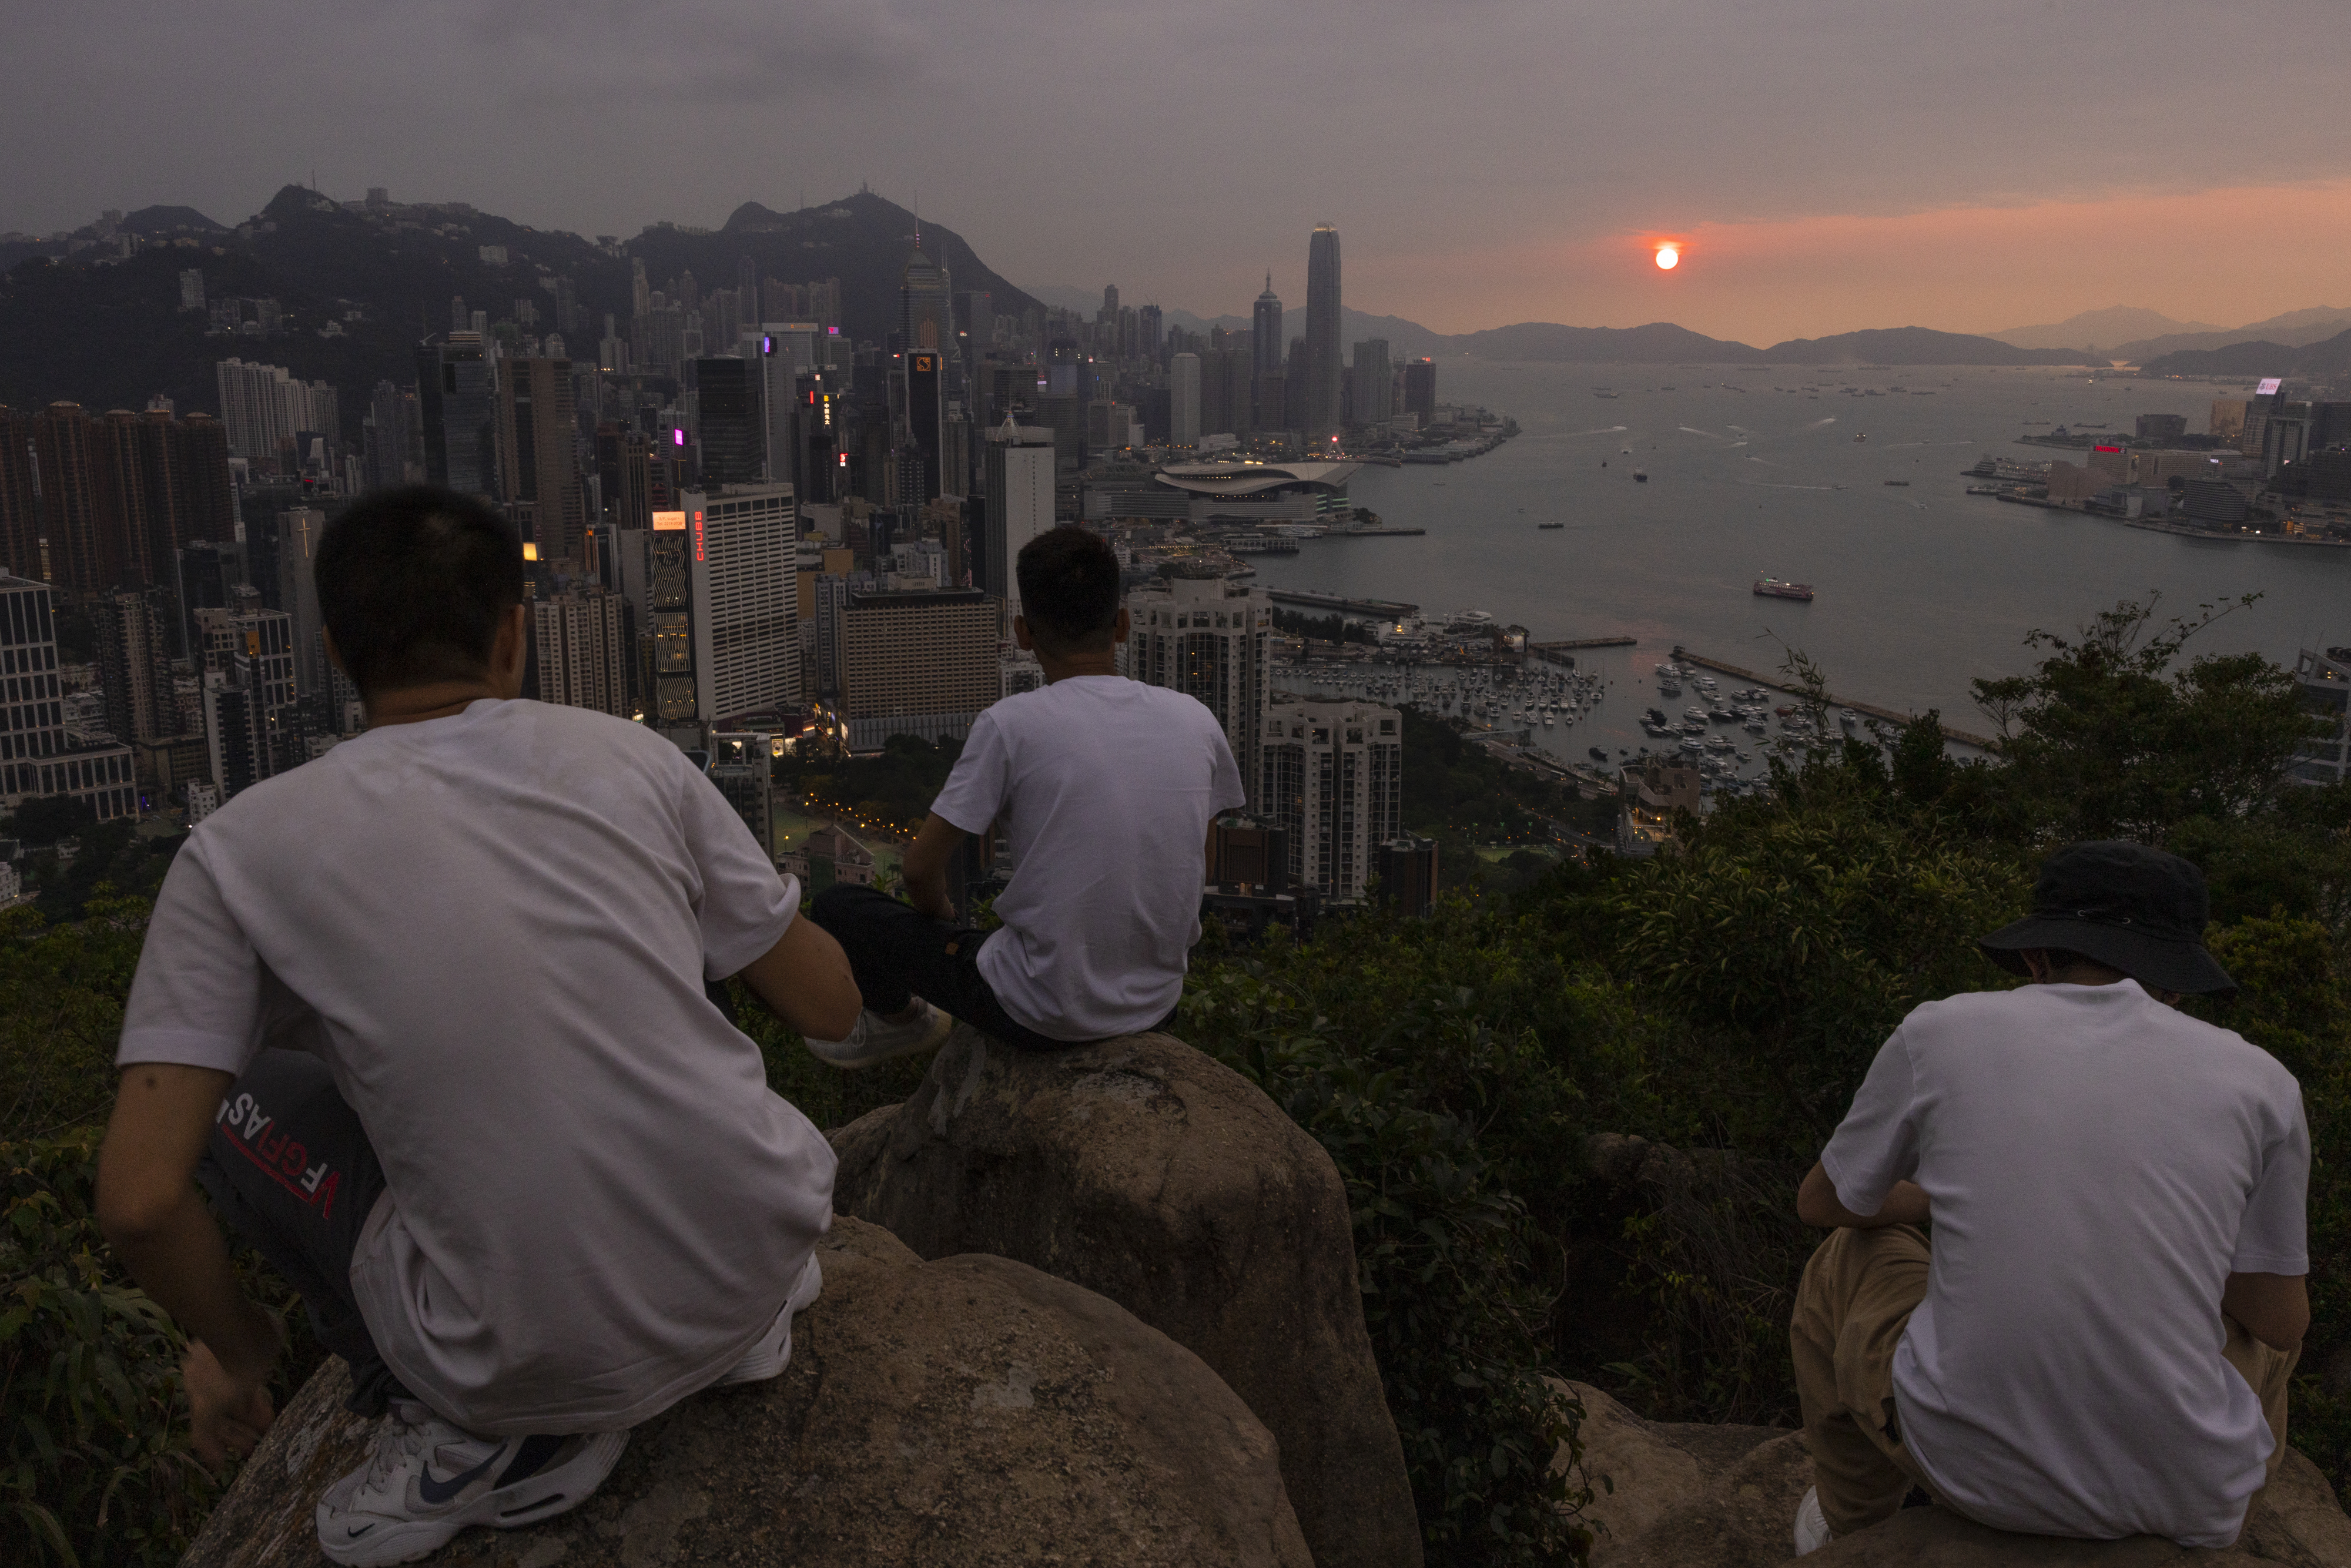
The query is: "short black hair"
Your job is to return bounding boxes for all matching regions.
[316,485,525,699]
[1016,525,1121,653]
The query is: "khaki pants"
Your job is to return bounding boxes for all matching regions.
[1789,1224,2299,1539]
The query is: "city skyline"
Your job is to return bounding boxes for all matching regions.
[6,2,2347,343]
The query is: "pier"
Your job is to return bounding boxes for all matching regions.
[1671,646,1996,749]
[1529,636,1637,668]
[1266,589,1420,618]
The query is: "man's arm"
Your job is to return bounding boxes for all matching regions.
[736,911,863,1041]
[899,813,967,922]
[2223,1272,2310,1353]
[1797,1160,1930,1229]
[98,1064,283,1463]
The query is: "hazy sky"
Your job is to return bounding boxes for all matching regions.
[6,1,2346,342]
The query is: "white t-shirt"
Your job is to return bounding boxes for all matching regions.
[1824,980,2308,1547]
[118,699,836,1436]
[929,675,1245,1041]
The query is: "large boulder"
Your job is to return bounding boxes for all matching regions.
[181,1217,1311,1567]
[1559,1379,2351,1568]
[829,1026,1422,1568]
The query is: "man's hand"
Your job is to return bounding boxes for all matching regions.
[183,1337,277,1464]
[99,1063,286,1450]
[1797,1160,1930,1229]
[737,910,863,1041]
[900,813,967,923]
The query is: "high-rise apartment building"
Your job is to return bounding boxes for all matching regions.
[1252,276,1285,380]
[31,404,109,594]
[363,381,418,490]
[92,588,178,746]
[981,421,1055,609]
[836,587,999,752]
[215,359,337,465]
[531,587,629,716]
[0,407,38,579]
[1170,354,1201,448]
[1124,575,1273,808]
[1304,226,1343,442]
[2,573,138,819]
[680,482,799,724]
[417,334,495,495]
[497,357,583,563]
[1258,698,1402,900]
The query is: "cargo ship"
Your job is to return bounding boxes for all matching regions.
[1753,577,1816,601]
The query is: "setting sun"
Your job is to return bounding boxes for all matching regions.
[1655,244,1680,270]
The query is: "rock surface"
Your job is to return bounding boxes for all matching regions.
[829,1026,1423,1568]
[180,1217,1312,1567]
[1560,1379,2351,1568]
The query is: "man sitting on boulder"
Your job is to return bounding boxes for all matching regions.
[96,487,859,1567]
[804,524,1244,1065]
[1790,840,2308,1553]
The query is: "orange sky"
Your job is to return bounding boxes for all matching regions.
[1355,179,2351,344]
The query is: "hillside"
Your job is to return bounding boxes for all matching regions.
[2141,327,2351,379]
[1754,326,2089,366]
[0,187,1040,438]
[1992,306,2222,350]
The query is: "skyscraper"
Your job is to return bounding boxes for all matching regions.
[363,380,417,490]
[531,587,629,716]
[32,404,111,595]
[1304,226,1343,443]
[416,334,495,496]
[1252,276,1284,380]
[498,357,584,561]
[1,572,138,820]
[1258,698,1403,900]
[837,588,1000,752]
[1349,339,1392,427]
[691,357,763,487]
[1170,354,1201,448]
[0,407,38,579]
[679,481,799,724]
[1123,575,1273,808]
[1402,359,1436,426]
[981,421,1055,610]
[900,249,953,356]
[92,588,178,746]
[215,359,337,465]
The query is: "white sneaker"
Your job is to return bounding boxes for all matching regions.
[804,1000,955,1068]
[316,1400,627,1566]
[1793,1485,1833,1556]
[718,1251,825,1386]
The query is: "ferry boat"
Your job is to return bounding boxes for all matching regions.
[1754,577,1816,601]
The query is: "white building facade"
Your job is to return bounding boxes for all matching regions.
[1258,698,1402,900]
[682,482,799,723]
[1123,575,1274,809]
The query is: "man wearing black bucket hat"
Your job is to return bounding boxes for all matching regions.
[1786,841,2309,1554]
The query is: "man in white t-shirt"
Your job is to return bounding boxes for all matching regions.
[95,487,862,1566]
[1790,840,2308,1554]
[803,525,1244,1066]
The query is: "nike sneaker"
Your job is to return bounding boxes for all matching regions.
[804,1000,955,1069]
[316,1399,627,1566]
[718,1250,825,1386]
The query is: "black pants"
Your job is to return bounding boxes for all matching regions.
[806,883,1173,1051]
[197,1048,408,1416]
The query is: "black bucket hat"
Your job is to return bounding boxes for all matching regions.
[1979,840,2236,997]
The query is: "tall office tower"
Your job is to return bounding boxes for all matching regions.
[1137,304,1163,362]
[177,413,236,544]
[363,380,415,489]
[900,249,953,356]
[595,423,654,530]
[176,538,245,663]
[267,507,328,699]
[1349,340,1392,427]
[416,334,495,495]
[1085,399,1130,454]
[957,290,993,357]
[837,587,1000,752]
[1304,226,1343,441]
[215,359,336,465]
[1123,575,1273,809]
[531,587,628,715]
[1257,698,1402,900]
[691,358,763,487]
[1252,276,1284,380]
[981,421,1055,607]
[1102,284,1119,318]
[499,357,583,560]
[631,258,651,321]
[451,295,470,333]
[634,296,685,378]
[0,407,38,579]
[1215,350,1255,438]
[1,572,139,820]
[202,609,297,799]
[598,315,631,375]
[680,481,799,724]
[812,572,851,697]
[905,347,946,502]
[1170,354,1201,447]
[32,404,113,595]
[1284,336,1310,433]
[92,589,178,744]
[1402,359,1436,425]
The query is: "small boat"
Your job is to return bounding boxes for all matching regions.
[1754,577,1816,601]
[1633,468,1649,482]
[1853,432,1868,442]
[1589,746,1609,761]
[1536,520,1565,530]
[1884,479,1910,487]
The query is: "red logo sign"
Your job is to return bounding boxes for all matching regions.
[693,509,705,562]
